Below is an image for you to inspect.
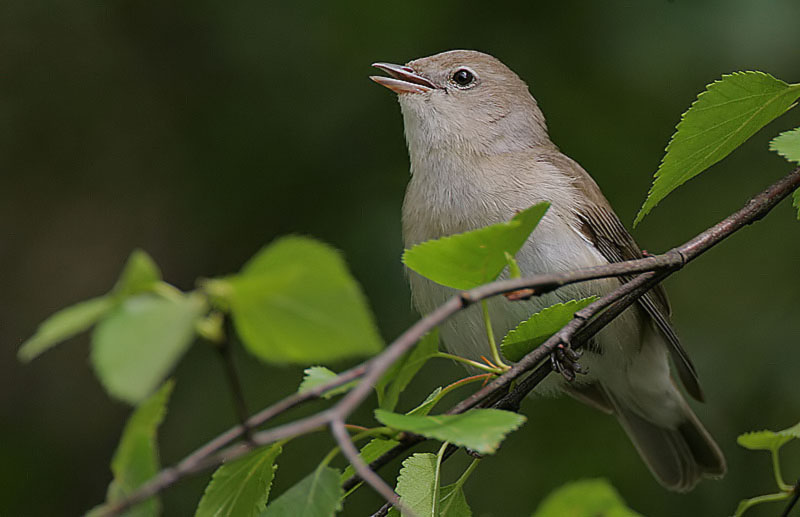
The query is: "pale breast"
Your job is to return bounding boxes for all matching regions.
[401,148,644,382]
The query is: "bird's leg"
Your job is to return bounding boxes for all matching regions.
[550,337,587,382]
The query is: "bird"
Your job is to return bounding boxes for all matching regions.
[370,49,725,492]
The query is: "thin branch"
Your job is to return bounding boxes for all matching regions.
[215,335,253,442]
[330,419,407,514]
[101,167,800,516]
[781,478,800,517]
[348,167,800,499]
[348,269,669,501]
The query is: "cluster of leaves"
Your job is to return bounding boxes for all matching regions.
[733,421,800,516]
[19,237,384,405]
[18,69,800,517]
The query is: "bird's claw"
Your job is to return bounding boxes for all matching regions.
[550,343,587,382]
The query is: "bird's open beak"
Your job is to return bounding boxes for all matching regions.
[370,62,436,94]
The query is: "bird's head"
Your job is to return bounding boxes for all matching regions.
[371,50,550,156]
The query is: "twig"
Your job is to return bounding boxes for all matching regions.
[349,269,670,505]
[215,335,253,442]
[781,478,800,517]
[330,419,408,515]
[349,167,800,502]
[99,364,371,516]
[100,168,800,516]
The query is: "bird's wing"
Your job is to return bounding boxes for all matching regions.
[540,151,704,401]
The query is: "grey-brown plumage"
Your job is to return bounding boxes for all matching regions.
[371,50,725,491]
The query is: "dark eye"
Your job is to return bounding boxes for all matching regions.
[452,68,475,87]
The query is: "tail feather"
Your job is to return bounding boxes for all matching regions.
[603,387,726,492]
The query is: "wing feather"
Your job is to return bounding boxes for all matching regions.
[541,151,704,401]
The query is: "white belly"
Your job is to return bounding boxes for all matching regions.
[404,190,644,395]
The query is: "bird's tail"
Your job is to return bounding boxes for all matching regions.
[602,380,726,492]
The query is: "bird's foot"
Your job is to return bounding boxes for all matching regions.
[550,343,587,382]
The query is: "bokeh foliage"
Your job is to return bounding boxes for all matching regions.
[3,1,800,516]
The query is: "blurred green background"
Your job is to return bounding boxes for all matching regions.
[3,0,800,515]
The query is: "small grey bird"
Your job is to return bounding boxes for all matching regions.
[371,50,725,491]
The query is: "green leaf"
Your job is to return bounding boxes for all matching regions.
[794,189,800,221]
[438,484,472,517]
[18,249,165,363]
[634,72,800,226]
[532,478,641,517]
[91,293,206,404]
[18,296,114,362]
[407,387,443,417]
[342,387,445,485]
[501,297,597,362]
[390,454,474,517]
[770,127,800,164]
[261,466,342,517]
[737,420,800,451]
[105,381,174,517]
[298,367,356,399]
[341,438,401,484]
[504,251,522,279]
[374,409,526,455]
[770,127,800,221]
[377,330,439,411]
[113,250,162,298]
[196,444,282,517]
[402,202,550,289]
[395,453,436,517]
[217,236,382,364]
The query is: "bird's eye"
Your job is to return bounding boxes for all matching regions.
[451,68,475,87]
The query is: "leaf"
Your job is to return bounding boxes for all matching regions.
[113,250,162,298]
[407,387,443,416]
[377,330,439,411]
[104,381,174,517]
[770,127,800,221]
[634,72,800,226]
[737,420,800,451]
[18,296,114,362]
[770,127,800,164]
[532,478,642,517]
[794,190,800,221]
[438,484,472,517]
[374,409,526,455]
[501,297,597,362]
[504,251,522,279]
[402,202,550,289]
[391,454,474,517]
[91,293,206,404]
[195,444,282,517]
[18,249,164,363]
[395,453,436,517]
[216,236,382,364]
[341,438,401,484]
[298,367,357,399]
[261,466,343,517]
[342,387,444,485]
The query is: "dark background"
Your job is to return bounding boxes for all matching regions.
[3,1,800,515]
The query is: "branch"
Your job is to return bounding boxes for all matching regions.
[330,419,406,513]
[101,167,800,516]
[781,478,800,517]
[215,332,253,442]
[351,269,671,511]
[350,166,800,496]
